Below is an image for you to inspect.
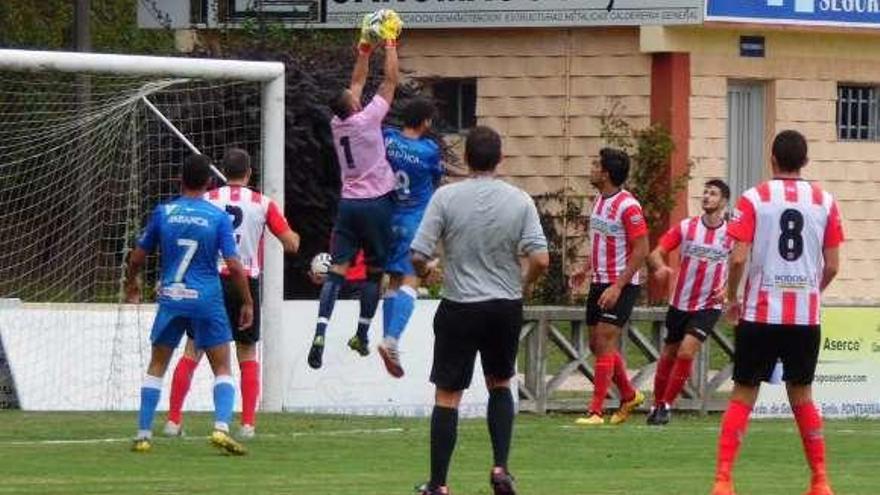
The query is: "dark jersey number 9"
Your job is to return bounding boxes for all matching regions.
[778,209,805,262]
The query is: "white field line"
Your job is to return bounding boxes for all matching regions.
[0,427,406,446]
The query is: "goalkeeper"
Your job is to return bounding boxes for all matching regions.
[308,10,403,369]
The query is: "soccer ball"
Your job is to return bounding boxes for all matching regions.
[362,9,403,44]
[310,252,332,276]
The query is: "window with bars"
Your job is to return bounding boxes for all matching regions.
[837,85,877,141]
[431,79,477,134]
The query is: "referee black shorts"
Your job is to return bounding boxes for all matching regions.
[733,321,821,386]
[430,298,522,391]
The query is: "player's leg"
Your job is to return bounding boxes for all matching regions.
[712,321,775,494]
[649,341,679,425]
[659,310,718,424]
[576,284,611,424]
[348,194,393,356]
[165,337,203,435]
[231,277,261,438]
[604,285,643,425]
[134,311,186,451]
[782,325,830,494]
[198,312,246,455]
[479,299,522,495]
[419,299,479,495]
[651,306,685,421]
[309,202,356,369]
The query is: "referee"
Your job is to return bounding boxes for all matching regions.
[411,126,549,495]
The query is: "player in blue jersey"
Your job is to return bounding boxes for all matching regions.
[369,97,443,378]
[124,154,254,455]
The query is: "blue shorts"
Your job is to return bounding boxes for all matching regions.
[331,193,394,269]
[150,306,232,350]
[386,208,425,276]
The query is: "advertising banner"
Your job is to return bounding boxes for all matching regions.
[708,1,880,29]
[326,0,704,28]
[753,308,880,418]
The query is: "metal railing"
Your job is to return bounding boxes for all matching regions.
[518,306,734,414]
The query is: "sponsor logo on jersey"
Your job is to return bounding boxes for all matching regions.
[167,215,209,227]
[590,216,621,236]
[766,273,815,290]
[683,243,728,262]
[160,283,200,301]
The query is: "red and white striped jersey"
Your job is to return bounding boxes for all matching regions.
[659,216,733,312]
[206,185,292,279]
[589,189,648,285]
[728,179,844,326]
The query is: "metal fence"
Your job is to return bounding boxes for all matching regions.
[518,306,734,414]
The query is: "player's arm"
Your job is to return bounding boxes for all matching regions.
[376,41,399,106]
[597,205,648,309]
[520,195,550,297]
[266,200,300,254]
[411,192,444,279]
[217,214,253,329]
[225,257,254,330]
[820,200,844,292]
[724,195,756,320]
[124,207,161,303]
[649,225,681,285]
[349,44,371,104]
[124,247,148,304]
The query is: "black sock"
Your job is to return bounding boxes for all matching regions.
[356,278,380,341]
[430,406,458,489]
[487,387,515,469]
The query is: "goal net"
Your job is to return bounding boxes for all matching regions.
[0,50,285,411]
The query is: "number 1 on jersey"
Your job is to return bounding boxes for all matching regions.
[174,239,198,283]
[340,136,356,169]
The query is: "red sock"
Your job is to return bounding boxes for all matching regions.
[715,400,752,482]
[589,354,615,415]
[612,352,636,402]
[793,402,827,484]
[168,356,198,425]
[662,357,693,406]
[653,355,675,407]
[240,360,260,427]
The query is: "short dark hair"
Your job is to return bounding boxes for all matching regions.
[222,148,251,180]
[401,97,435,129]
[599,147,630,186]
[329,89,353,120]
[182,154,212,190]
[772,130,808,172]
[705,179,730,200]
[465,126,502,172]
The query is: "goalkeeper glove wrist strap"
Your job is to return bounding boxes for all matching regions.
[358,42,374,55]
[384,39,399,48]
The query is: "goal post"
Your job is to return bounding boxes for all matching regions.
[0,49,287,412]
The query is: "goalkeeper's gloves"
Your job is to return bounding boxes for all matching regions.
[358,13,378,54]
[376,9,403,43]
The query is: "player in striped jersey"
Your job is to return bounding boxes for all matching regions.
[711,131,843,495]
[572,148,649,426]
[164,148,300,440]
[646,179,732,426]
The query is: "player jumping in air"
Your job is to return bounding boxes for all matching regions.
[712,130,843,495]
[375,97,443,378]
[125,154,252,455]
[571,148,649,426]
[307,11,402,369]
[646,179,732,425]
[164,148,300,439]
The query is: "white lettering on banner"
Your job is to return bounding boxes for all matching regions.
[325,0,702,27]
[820,0,880,12]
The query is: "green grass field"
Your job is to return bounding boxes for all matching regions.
[0,412,877,495]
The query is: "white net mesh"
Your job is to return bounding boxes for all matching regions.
[0,71,264,410]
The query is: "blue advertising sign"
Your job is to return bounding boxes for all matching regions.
[708,1,880,28]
